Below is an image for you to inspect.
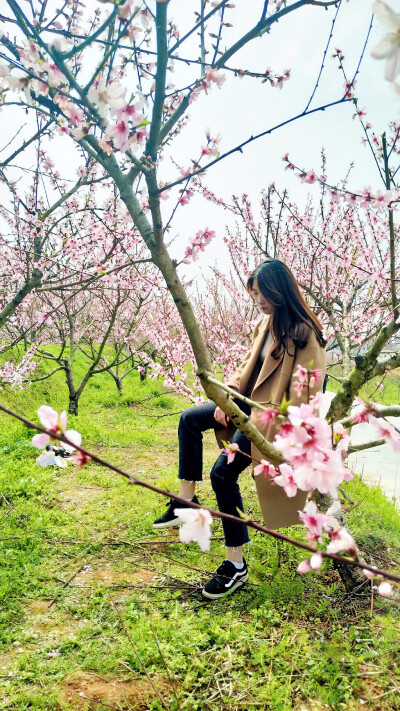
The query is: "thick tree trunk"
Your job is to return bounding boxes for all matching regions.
[64,361,79,415]
[111,373,123,394]
[313,492,368,593]
[68,394,79,416]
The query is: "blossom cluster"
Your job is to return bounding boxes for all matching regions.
[297,501,392,597]
[0,347,37,389]
[253,393,353,499]
[182,228,216,264]
[291,364,324,396]
[283,157,400,211]
[189,67,226,104]
[350,397,400,453]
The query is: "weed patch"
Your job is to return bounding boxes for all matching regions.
[0,363,399,710]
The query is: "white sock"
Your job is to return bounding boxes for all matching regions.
[226,559,244,570]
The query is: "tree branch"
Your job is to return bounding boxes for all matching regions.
[348,438,385,453]
[146,0,168,160]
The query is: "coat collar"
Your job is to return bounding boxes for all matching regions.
[253,318,296,392]
[254,339,283,390]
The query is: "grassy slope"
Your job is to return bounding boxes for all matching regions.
[0,359,399,711]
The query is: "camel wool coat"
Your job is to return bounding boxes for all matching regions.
[221,316,326,530]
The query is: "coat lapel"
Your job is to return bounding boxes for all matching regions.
[250,317,270,360]
[238,317,270,393]
[254,342,283,391]
[253,336,296,394]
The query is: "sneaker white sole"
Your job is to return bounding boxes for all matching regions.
[152,517,184,529]
[201,573,249,599]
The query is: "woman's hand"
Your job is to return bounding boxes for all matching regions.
[214,406,229,427]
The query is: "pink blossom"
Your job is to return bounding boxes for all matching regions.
[117,0,134,19]
[114,102,144,126]
[130,126,148,150]
[222,442,239,463]
[259,407,280,427]
[31,405,82,452]
[47,64,64,88]
[378,581,392,597]
[88,77,125,118]
[32,433,53,449]
[182,228,216,263]
[36,311,52,325]
[326,529,357,556]
[63,429,82,451]
[310,553,323,570]
[97,136,114,155]
[179,189,194,206]
[204,66,226,88]
[70,450,91,467]
[174,507,212,551]
[253,460,278,478]
[292,365,323,393]
[273,397,352,497]
[368,415,400,452]
[333,422,350,452]
[294,364,308,381]
[302,170,317,184]
[292,380,304,396]
[297,558,312,574]
[350,397,372,424]
[309,369,324,386]
[64,103,85,127]
[273,463,297,497]
[105,120,130,152]
[371,1,400,82]
[298,500,329,543]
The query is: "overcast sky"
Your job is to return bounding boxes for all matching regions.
[159,0,400,280]
[1,0,399,285]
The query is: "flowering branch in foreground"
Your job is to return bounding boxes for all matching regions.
[0,402,399,591]
[349,396,400,453]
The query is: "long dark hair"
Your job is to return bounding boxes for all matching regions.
[247,259,325,359]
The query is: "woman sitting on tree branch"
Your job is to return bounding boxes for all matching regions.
[153,259,326,599]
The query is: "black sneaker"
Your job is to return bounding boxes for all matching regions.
[202,558,248,599]
[152,495,200,529]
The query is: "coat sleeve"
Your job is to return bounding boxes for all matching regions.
[288,339,326,407]
[225,319,263,392]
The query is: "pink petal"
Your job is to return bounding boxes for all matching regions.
[64,429,82,449]
[310,553,323,570]
[37,405,58,430]
[297,559,312,574]
[384,46,400,81]
[32,433,51,449]
[378,581,392,597]
[371,36,397,60]
[373,1,400,31]
[59,411,67,431]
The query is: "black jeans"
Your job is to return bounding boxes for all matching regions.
[178,400,251,547]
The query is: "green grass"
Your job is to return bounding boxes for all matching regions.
[0,354,399,710]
